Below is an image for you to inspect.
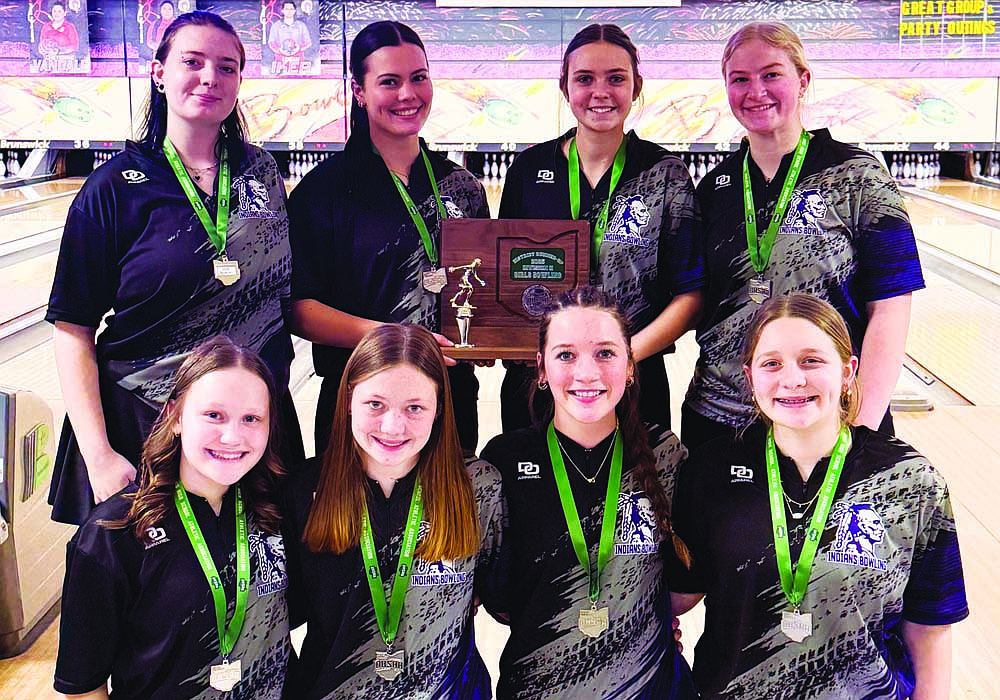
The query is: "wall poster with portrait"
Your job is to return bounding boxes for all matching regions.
[260,0,319,75]
[137,0,195,62]
[28,0,91,74]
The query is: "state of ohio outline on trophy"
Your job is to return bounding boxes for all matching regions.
[440,219,590,360]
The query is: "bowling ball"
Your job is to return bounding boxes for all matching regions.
[483,98,521,127]
[917,97,957,126]
[54,96,93,125]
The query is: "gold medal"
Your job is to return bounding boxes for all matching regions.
[214,257,241,286]
[781,609,812,642]
[210,659,242,691]
[748,277,771,304]
[422,267,448,293]
[374,648,405,681]
[578,606,609,638]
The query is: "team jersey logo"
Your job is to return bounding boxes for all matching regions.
[235,177,279,219]
[412,521,468,586]
[781,189,827,236]
[121,169,149,184]
[826,502,888,571]
[715,174,731,188]
[249,532,289,595]
[604,195,653,247]
[143,526,170,549]
[615,492,659,555]
[441,195,466,219]
[536,169,555,183]
[517,461,541,480]
[730,464,754,483]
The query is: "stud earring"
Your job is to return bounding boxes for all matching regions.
[156,82,165,93]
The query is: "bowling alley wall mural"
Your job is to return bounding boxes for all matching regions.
[0,0,999,149]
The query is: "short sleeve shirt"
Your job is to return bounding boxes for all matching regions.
[667,426,968,699]
[281,457,505,699]
[55,486,291,699]
[499,130,704,334]
[287,139,489,377]
[481,425,697,700]
[687,129,924,428]
[46,141,293,401]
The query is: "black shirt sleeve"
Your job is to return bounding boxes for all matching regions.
[54,523,131,694]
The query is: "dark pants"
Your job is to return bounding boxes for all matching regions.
[315,362,480,456]
[500,354,672,432]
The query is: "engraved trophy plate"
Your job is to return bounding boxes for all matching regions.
[440,219,590,360]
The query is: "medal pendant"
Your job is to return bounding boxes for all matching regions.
[210,659,242,691]
[422,267,448,293]
[578,606,609,638]
[214,258,241,286]
[374,648,405,681]
[781,609,812,642]
[748,277,771,304]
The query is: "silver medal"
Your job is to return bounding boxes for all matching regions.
[748,277,771,304]
[210,659,242,691]
[578,606,609,638]
[422,267,448,293]
[374,648,405,681]
[213,257,241,286]
[781,609,812,642]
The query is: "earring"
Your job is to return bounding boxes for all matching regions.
[538,380,549,391]
[625,376,634,387]
[155,82,165,93]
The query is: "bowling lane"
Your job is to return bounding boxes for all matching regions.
[0,177,83,209]
[0,198,73,247]
[905,195,1000,275]
[914,178,1000,212]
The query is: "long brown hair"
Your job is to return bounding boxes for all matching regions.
[102,335,285,540]
[304,324,478,561]
[741,292,861,427]
[532,287,687,562]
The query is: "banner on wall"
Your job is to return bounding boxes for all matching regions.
[26,0,91,75]
[137,0,195,61]
[260,0,320,76]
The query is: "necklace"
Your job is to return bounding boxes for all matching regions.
[781,486,821,520]
[185,160,218,182]
[555,428,617,484]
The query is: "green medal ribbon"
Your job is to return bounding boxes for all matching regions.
[742,129,810,273]
[568,134,628,266]
[163,136,230,257]
[174,483,249,661]
[765,426,851,610]
[546,422,623,603]
[385,148,446,266]
[359,480,423,649]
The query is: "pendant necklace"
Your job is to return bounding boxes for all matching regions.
[555,428,617,484]
[781,486,821,520]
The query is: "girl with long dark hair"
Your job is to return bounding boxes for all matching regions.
[287,21,488,457]
[46,10,301,525]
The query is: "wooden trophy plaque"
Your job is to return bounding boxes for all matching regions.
[440,219,591,360]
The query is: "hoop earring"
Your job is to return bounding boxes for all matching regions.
[538,380,549,391]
